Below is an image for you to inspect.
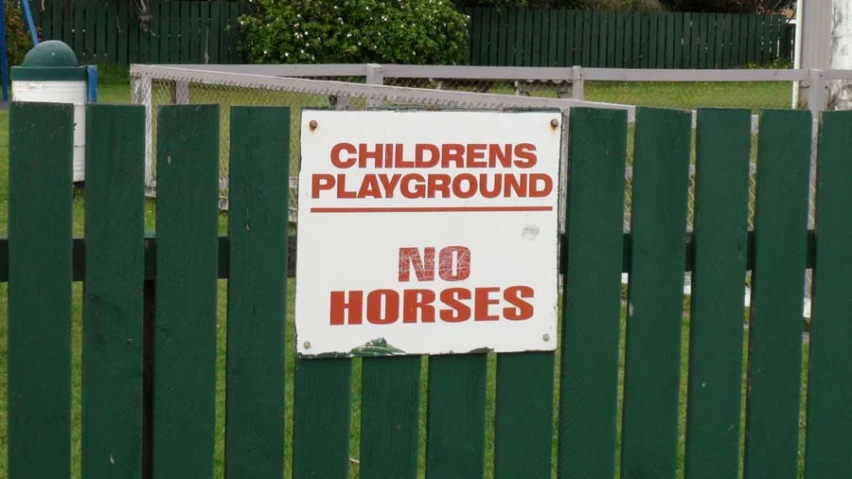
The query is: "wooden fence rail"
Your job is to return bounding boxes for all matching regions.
[6,101,850,478]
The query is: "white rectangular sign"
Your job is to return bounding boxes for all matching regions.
[295,109,561,357]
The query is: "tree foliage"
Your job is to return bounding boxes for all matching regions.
[239,0,470,65]
[5,0,39,66]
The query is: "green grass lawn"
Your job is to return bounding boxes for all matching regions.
[0,77,811,479]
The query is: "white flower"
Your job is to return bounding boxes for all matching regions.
[347,33,352,38]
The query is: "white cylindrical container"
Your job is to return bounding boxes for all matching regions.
[11,41,88,182]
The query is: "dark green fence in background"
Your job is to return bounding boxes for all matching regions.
[462,8,794,68]
[26,0,245,65]
[26,1,794,69]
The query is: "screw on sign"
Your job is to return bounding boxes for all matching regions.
[295,110,562,357]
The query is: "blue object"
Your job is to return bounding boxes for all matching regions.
[87,65,97,102]
[21,0,38,46]
[0,0,9,101]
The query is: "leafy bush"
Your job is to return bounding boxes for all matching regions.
[5,0,39,66]
[238,0,470,65]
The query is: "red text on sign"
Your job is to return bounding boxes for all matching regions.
[329,286,535,325]
[398,246,470,282]
[311,172,553,200]
[329,143,538,169]
[328,245,535,325]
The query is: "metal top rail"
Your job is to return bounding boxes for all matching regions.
[137,63,814,82]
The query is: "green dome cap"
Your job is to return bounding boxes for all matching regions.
[11,40,87,81]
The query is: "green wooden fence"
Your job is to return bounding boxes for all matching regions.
[464,8,793,68]
[26,0,244,66]
[26,1,794,69]
[7,101,851,478]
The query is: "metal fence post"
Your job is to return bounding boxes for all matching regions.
[131,74,154,189]
[366,63,384,109]
[572,66,585,100]
[175,81,190,105]
[806,68,826,235]
[807,68,827,117]
[804,68,825,325]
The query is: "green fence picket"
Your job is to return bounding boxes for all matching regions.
[598,11,608,67]
[615,12,625,67]
[590,10,600,67]
[426,354,488,478]
[632,13,642,67]
[200,2,210,63]
[470,8,482,65]
[150,0,160,63]
[107,0,118,64]
[153,105,220,478]
[620,107,692,479]
[180,2,191,63]
[48,0,59,44]
[83,1,95,62]
[97,1,107,62]
[804,110,852,478]
[228,2,241,63]
[359,357,422,479]
[8,102,74,479]
[557,107,627,479]
[170,4,180,66]
[491,8,501,66]
[81,105,146,479]
[533,10,544,67]
[62,1,73,46]
[293,359,353,478]
[211,2,221,65]
[683,109,751,479]
[224,106,291,478]
[747,14,757,64]
[665,12,675,68]
[548,10,559,66]
[744,110,812,479]
[506,8,517,66]
[495,352,554,479]
[117,0,128,66]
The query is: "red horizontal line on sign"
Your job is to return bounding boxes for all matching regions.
[310,206,553,213]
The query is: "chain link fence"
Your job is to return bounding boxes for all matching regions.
[133,65,815,235]
[131,64,822,317]
[131,65,629,231]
